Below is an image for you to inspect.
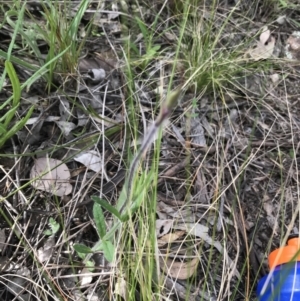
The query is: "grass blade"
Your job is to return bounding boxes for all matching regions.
[5,61,21,107]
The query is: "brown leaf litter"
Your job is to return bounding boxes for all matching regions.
[1,2,300,301]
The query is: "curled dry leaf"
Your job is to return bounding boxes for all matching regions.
[156,219,174,238]
[160,256,199,280]
[30,158,73,196]
[87,68,106,83]
[158,230,185,247]
[245,27,275,61]
[259,27,271,45]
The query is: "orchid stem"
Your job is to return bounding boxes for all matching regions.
[119,88,181,214]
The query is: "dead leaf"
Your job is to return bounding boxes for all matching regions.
[190,117,206,146]
[155,219,240,278]
[37,236,55,262]
[164,31,176,41]
[270,73,280,84]
[156,220,174,238]
[172,222,241,278]
[157,200,177,219]
[77,110,88,127]
[158,230,185,247]
[201,116,214,138]
[59,98,72,122]
[74,150,102,173]
[73,289,85,301]
[79,267,93,286]
[108,3,120,20]
[259,27,271,44]
[174,223,209,239]
[86,68,106,83]
[79,53,118,74]
[263,202,273,216]
[30,158,73,196]
[171,124,185,145]
[160,256,199,280]
[245,27,275,61]
[86,293,101,301]
[194,169,209,203]
[54,121,76,137]
[276,15,286,24]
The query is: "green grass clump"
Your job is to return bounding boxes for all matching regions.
[179,2,245,95]
[0,0,89,92]
[0,61,34,149]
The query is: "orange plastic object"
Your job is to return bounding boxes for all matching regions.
[269,237,300,269]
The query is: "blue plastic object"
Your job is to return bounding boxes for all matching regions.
[257,235,300,301]
[257,262,300,301]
